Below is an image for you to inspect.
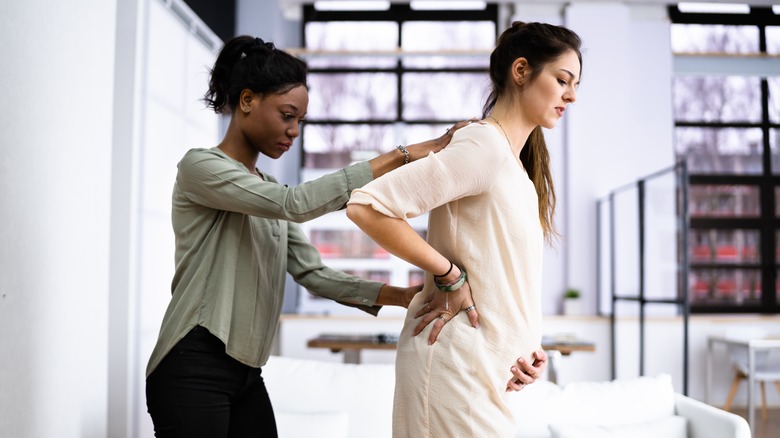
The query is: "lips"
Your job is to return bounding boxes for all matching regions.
[278,142,291,151]
[555,107,565,117]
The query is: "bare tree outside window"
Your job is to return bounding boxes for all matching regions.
[766,26,780,54]
[671,24,759,54]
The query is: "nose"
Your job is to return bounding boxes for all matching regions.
[287,123,299,139]
[564,86,577,104]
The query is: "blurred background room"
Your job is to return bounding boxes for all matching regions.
[0,0,778,437]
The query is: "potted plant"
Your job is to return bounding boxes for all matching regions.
[562,288,582,316]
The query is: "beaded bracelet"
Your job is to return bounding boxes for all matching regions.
[434,268,466,311]
[396,144,410,165]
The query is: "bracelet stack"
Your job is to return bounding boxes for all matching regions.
[396,144,410,165]
[433,265,467,292]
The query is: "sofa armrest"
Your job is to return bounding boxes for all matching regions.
[674,393,751,438]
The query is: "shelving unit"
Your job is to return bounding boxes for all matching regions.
[686,175,776,312]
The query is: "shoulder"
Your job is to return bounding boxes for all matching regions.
[449,122,507,159]
[179,147,226,166]
[178,147,245,176]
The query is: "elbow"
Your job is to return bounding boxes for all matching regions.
[345,203,364,227]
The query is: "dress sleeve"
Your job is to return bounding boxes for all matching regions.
[286,221,382,316]
[176,148,373,223]
[348,124,507,219]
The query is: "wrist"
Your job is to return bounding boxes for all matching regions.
[404,142,430,162]
[396,144,410,165]
[434,266,466,292]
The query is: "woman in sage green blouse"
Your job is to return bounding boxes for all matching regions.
[144,35,547,438]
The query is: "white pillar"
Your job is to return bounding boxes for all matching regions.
[0,0,117,436]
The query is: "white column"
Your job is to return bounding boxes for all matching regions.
[0,0,117,436]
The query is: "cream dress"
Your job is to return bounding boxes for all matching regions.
[349,122,544,437]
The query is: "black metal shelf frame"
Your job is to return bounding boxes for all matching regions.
[597,162,691,395]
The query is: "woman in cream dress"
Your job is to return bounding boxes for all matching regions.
[347,22,583,437]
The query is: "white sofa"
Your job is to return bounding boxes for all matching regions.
[262,355,751,438]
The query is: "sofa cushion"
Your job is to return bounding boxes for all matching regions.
[263,356,395,438]
[549,415,687,438]
[506,380,562,438]
[276,411,349,438]
[546,374,676,427]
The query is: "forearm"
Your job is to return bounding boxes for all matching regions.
[367,147,409,179]
[366,121,468,179]
[375,284,417,307]
[346,204,450,276]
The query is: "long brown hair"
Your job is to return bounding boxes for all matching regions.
[482,22,582,243]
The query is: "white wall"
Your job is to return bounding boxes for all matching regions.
[564,3,676,315]
[0,1,219,437]
[0,0,117,436]
[124,2,222,437]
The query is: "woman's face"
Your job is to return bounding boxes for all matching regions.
[245,84,309,159]
[520,49,580,130]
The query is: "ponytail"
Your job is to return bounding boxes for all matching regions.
[204,35,307,114]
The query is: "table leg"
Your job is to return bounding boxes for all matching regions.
[748,345,755,437]
[547,350,562,384]
[706,338,712,405]
[343,349,361,364]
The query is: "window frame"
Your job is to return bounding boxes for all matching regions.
[300,3,498,161]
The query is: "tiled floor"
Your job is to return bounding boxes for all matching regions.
[729,407,779,438]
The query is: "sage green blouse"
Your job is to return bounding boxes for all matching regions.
[146,147,383,376]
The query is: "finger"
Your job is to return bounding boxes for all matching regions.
[505,377,525,392]
[513,359,537,385]
[413,294,436,318]
[464,305,479,329]
[427,316,447,345]
[413,298,439,319]
[412,311,443,336]
[532,349,548,367]
[413,302,430,319]
[446,118,478,136]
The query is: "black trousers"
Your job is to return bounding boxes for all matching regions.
[146,326,278,438]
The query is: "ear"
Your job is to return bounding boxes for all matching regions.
[512,57,530,86]
[239,89,255,113]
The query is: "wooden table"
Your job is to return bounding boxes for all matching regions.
[307,333,595,384]
[540,335,596,384]
[307,333,399,364]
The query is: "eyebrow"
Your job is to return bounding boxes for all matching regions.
[560,68,581,86]
[280,103,303,115]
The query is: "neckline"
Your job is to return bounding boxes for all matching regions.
[486,115,511,147]
[484,118,526,172]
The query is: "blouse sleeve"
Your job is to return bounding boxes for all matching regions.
[176,148,373,223]
[285,221,382,316]
[348,123,508,219]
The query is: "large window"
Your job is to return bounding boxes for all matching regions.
[300,3,497,169]
[670,5,780,313]
[295,3,498,314]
